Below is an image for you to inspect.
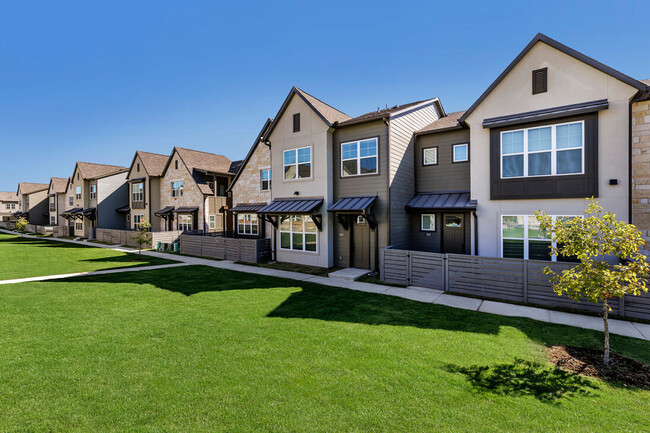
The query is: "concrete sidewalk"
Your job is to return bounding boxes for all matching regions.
[2,228,649,341]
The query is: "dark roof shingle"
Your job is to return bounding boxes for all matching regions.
[77,162,128,180]
[295,88,351,125]
[417,111,467,135]
[50,177,68,194]
[136,151,168,177]
[18,182,49,195]
[0,191,18,202]
[337,99,433,126]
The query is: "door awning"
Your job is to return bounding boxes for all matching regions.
[174,206,199,213]
[482,99,609,128]
[229,203,267,213]
[116,205,130,213]
[154,206,175,217]
[81,208,96,220]
[258,198,323,215]
[328,196,376,214]
[61,207,83,217]
[128,177,146,183]
[406,192,476,211]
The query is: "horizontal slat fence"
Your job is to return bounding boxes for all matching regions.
[95,229,185,248]
[180,234,270,263]
[380,247,650,320]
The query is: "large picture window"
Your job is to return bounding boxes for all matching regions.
[132,183,144,202]
[341,138,378,177]
[237,213,259,235]
[283,147,311,180]
[171,181,184,197]
[178,214,192,231]
[501,215,579,261]
[501,121,584,178]
[279,215,317,252]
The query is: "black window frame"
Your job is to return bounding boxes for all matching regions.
[293,113,300,133]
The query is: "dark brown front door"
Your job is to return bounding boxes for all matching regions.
[352,216,370,269]
[443,214,465,254]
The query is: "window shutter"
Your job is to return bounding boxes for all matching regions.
[532,68,547,94]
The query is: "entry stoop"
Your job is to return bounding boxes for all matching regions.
[328,268,370,281]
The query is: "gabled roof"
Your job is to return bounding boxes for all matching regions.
[76,161,128,180]
[336,98,445,127]
[0,191,18,202]
[263,87,351,140]
[49,177,68,194]
[163,147,236,195]
[641,79,650,86]
[17,182,48,195]
[228,118,273,192]
[460,33,648,124]
[130,151,169,178]
[416,110,467,135]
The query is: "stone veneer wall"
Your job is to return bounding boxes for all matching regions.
[160,153,206,231]
[631,100,650,253]
[231,142,271,204]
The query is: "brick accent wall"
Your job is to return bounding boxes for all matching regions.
[631,100,650,253]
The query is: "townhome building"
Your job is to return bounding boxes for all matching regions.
[228,119,273,239]
[0,192,20,221]
[62,162,129,238]
[123,151,169,231]
[245,87,443,270]
[46,177,69,227]
[16,182,49,225]
[156,147,240,233]
[457,33,649,261]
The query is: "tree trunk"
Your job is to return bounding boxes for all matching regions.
[602,298,610,366]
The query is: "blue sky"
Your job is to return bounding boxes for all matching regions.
[1,0,649,191]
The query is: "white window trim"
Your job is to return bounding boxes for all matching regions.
[260,168,271,191]
[423,147,438,166]
[89,184,97,200]
[75,186,81,200]
[421,213,436,231]
[171,180,184,198]
[237,213,259,235]
[500,214,580,261]
[340,138,379,177]
[453,143,469,163]
[279,215,318,253]
[178,214,193,231]
[132,183,144,202]
[133,214,143,227]
[208,215,216,229]
[283,146,313,181]
[500,120,585,179]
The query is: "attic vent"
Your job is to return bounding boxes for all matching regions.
[532,68,547,94]
[293,113,300,133]
[175,160,179,170]
[137,163,140,172]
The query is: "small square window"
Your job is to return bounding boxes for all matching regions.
[421,214,436,231]
[293,113,300,133]
[453,144,469,162]
[423,147,438,165]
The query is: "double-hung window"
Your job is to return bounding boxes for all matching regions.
[237,213,259,235]
[75,187,81,200]
[501,215,579,261]
[89,184,96,200]
[132,183,144,202]
[133,215,142,226]
[341,138,378,176]
[50,215,56,225]
[209,215,216,229]
[171,181,184,197]
[260,169,271,191]
[501,121,584,178]
[279,215,317,252]
[69,196,74,206]
[283,147,311,180]
[178,214,193,231]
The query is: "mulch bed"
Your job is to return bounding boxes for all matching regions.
[547,345,650,389]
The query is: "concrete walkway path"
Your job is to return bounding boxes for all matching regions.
[2,228,649,341]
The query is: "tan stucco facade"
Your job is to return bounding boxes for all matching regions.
[465,41,638,258]
[268,95,335,268]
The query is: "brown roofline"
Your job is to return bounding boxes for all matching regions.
[335,99,446,128]
[160,147,217,196]
[459,33,648,124]
[227,118,273,192]
[414,124,465,136]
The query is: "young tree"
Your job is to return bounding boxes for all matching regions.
[535,199,649,366]
[132,217,152,258]
[15,216,28,232]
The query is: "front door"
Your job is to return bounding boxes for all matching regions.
[352,216,370,269]
[443,214,465,254]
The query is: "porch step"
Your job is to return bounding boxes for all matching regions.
[328,268,370,281]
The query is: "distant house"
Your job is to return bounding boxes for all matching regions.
[157,147,241,232]
[124,151,169,231]
[63,162,129,238]
[47,177,69,227]
[0,191,20,222]
[16,182,49,225]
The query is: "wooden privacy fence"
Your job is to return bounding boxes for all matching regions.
[94,229,186,248]
[381,248,650,320]
[0,221,16,230]
[180,234,271,263]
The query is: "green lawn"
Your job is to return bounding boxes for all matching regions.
[0,265,648,432]
[0,233,177,279]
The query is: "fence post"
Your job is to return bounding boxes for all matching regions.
[443,254,449,292]
[619,296,626,318]
[522,259,528,303]
[406,251,412,286]
[379,248,385,281]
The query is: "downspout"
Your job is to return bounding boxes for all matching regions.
[473,211,479,256]
[384,117,391,246]
[264,138,276,262]
[629,97,634,224]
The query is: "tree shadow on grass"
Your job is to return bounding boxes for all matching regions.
[445,358,599,403]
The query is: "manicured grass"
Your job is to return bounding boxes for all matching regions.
[0,265,648,432]
[0,233,177,279]
[237,260,339,276]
